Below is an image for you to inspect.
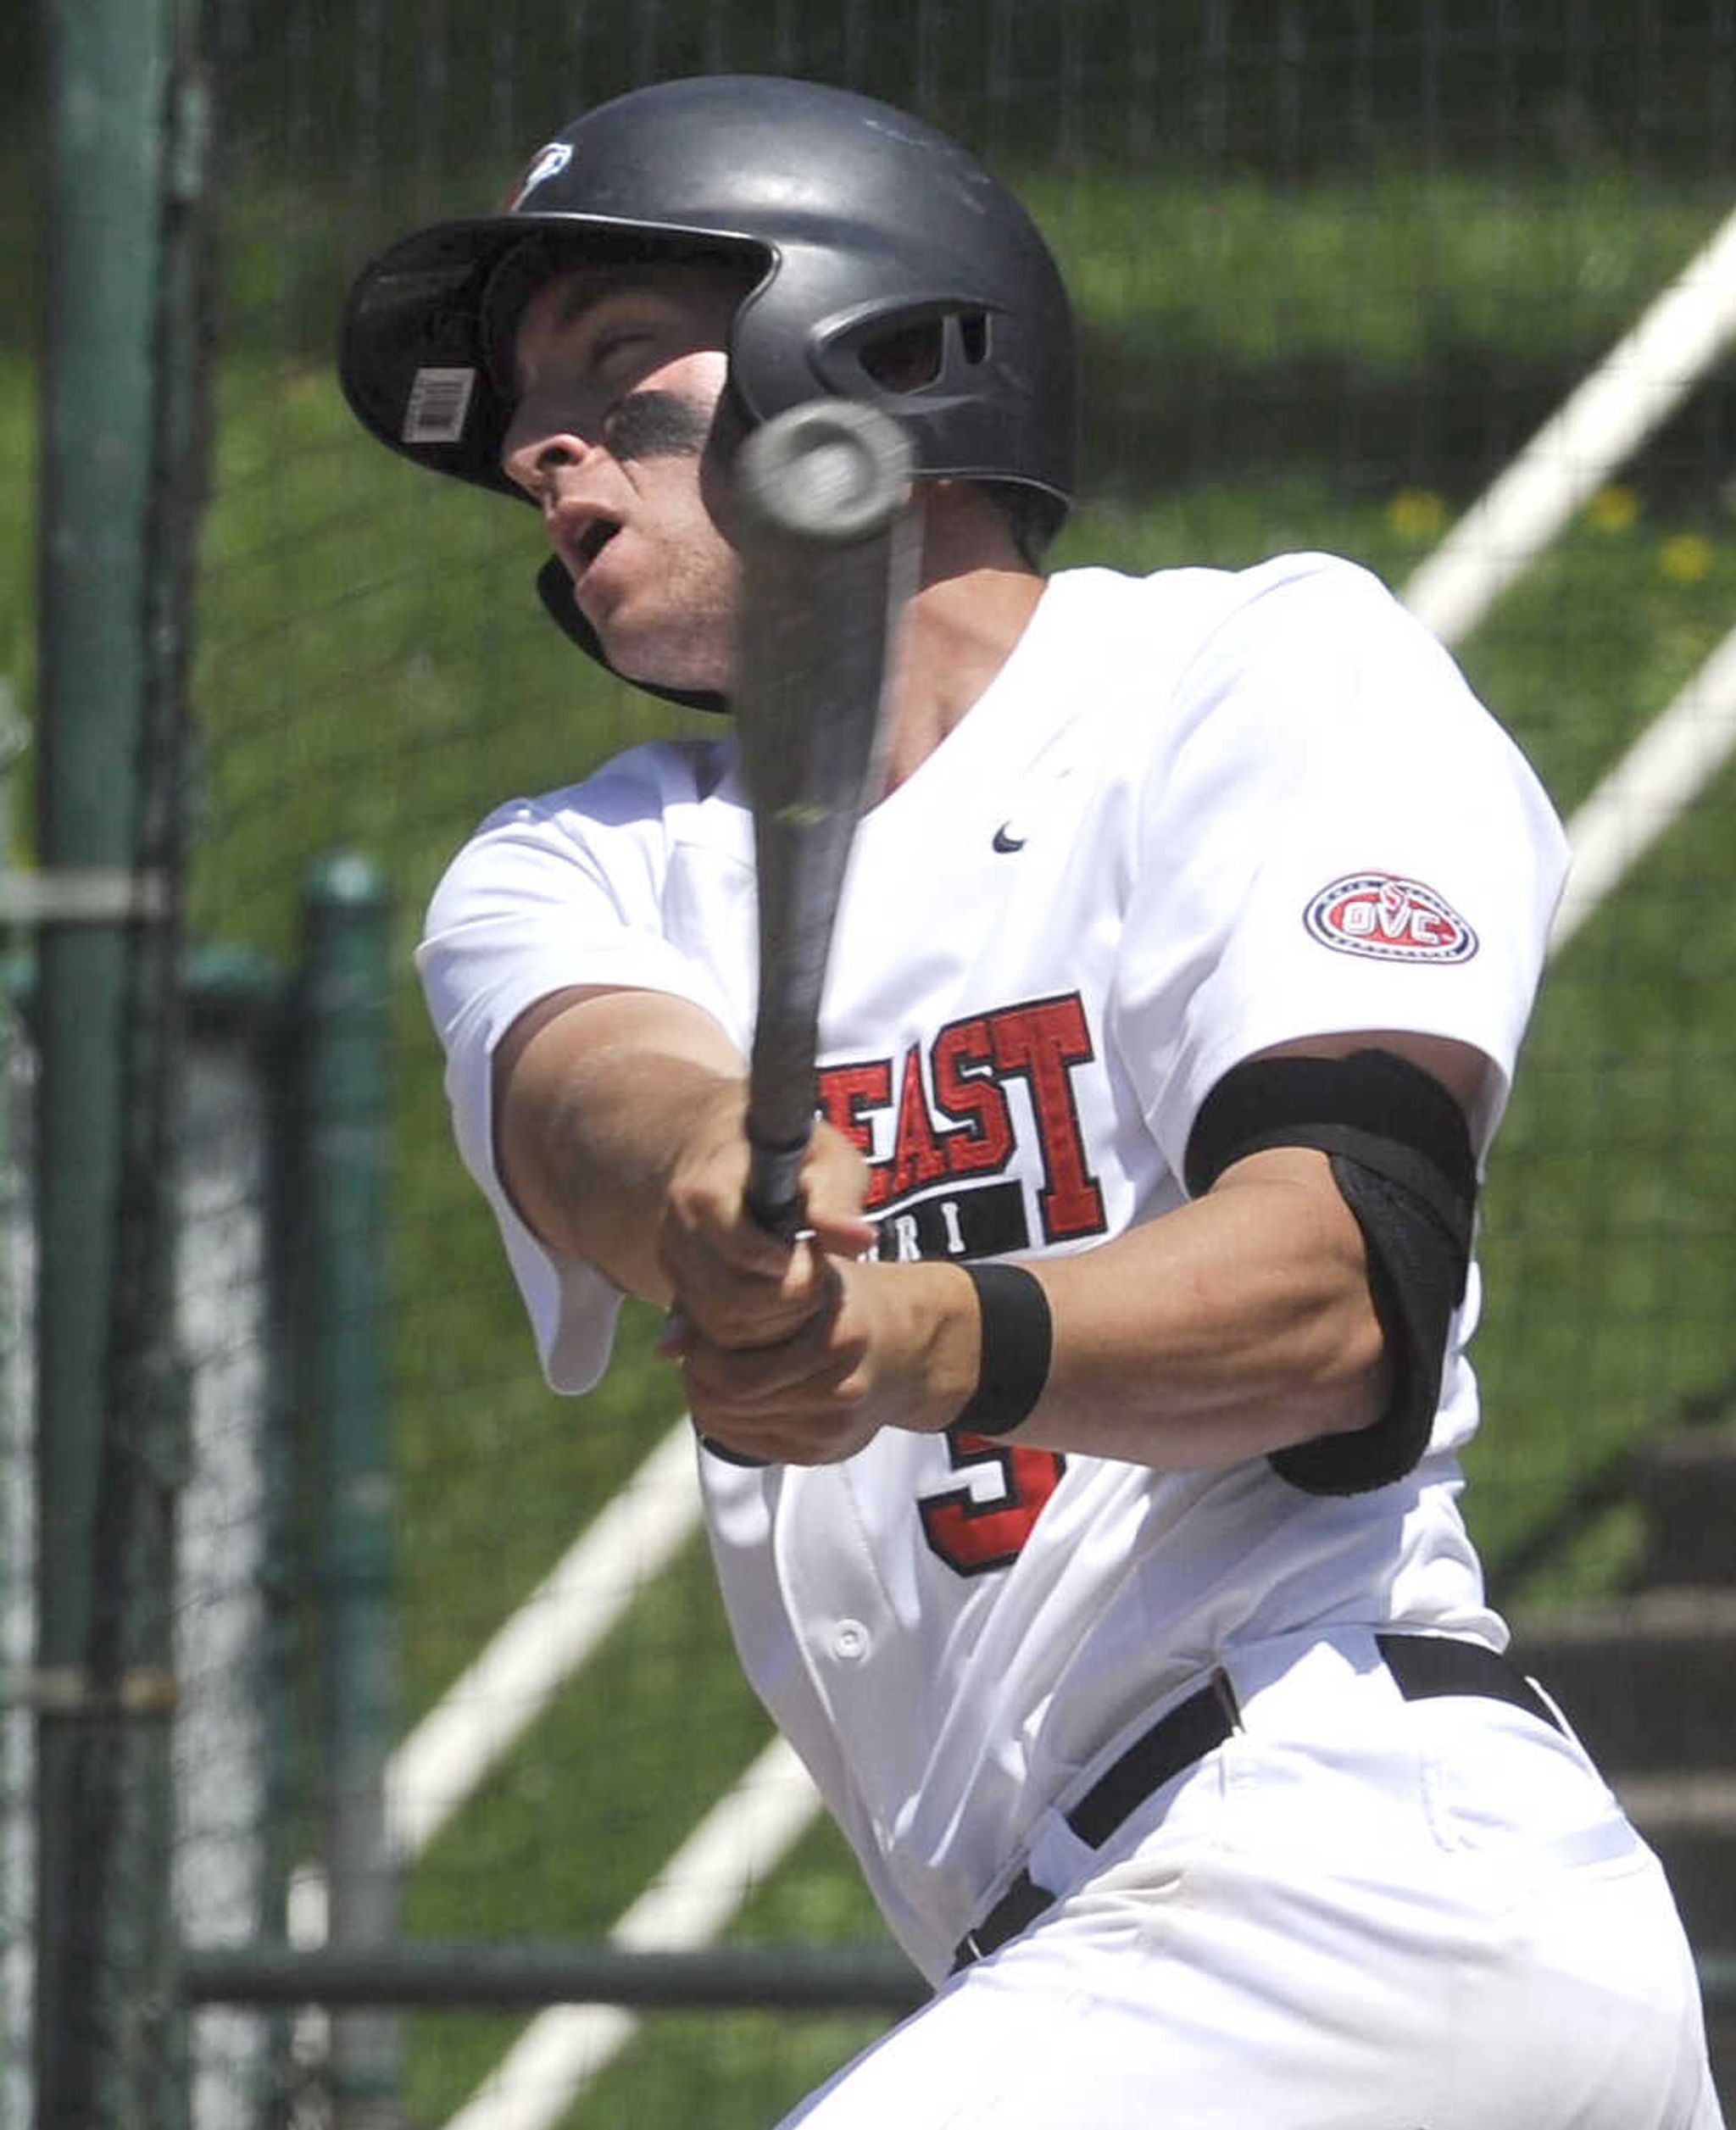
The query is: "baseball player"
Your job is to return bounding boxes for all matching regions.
[341,75,1722,2127]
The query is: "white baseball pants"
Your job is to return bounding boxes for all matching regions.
[781,1629,1723,2130]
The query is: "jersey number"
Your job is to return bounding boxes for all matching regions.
[918,1432,1067,1577]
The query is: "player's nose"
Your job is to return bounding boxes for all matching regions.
[501,427,604,502]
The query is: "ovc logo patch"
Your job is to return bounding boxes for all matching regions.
[1304,872,1478,964]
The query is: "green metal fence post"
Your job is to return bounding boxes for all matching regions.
[0,691,32,2130]
[298,853,402,2129]
[34,0,201,2121]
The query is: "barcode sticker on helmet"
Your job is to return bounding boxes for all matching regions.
[403,367,476,445]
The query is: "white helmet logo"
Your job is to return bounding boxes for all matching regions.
[512,141,572,209]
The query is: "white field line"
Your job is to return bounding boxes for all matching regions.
[1403,199,1736,648]
[1550,620,1736,955]
[441,1735,822,2130]
[386,1419,703,1862]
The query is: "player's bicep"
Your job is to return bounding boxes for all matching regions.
[1187,1032,1485,1493]
[1245,1029,1489,1127]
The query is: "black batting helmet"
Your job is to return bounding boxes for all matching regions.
[338,75,1077,696]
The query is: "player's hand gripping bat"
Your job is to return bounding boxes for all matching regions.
[730,399,917,1241]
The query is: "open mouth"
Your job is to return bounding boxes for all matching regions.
[572,519,619,575]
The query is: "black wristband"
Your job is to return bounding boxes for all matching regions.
[954,1262,1052,1438]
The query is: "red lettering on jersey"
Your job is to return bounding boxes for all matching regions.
[816,992,1105,1239]
[816,1059,894,1210]
[988,996,1107,1242]
[887,1045,949,1198]
[918,1432,1067,1577]
[931,1016,1015,1176]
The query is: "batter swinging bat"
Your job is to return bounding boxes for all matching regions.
[731,399,917,1239]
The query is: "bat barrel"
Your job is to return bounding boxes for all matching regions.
[733,400,918,1243]
[735,401,913,548]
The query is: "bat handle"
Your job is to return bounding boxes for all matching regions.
[745,1134,809,1243]
[702,1132,808,1471]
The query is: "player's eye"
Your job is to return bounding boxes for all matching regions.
[588,325,656,378]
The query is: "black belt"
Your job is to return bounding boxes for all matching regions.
[951,1634,1561,1972]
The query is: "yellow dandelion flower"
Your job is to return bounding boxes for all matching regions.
[1658,532,1715,584]
[1388,488,1448,542]
[1586,484,1640,533]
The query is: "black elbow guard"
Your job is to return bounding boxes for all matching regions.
[1183,1048,1477,1496]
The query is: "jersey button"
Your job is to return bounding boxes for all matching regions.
[830,1619,871,1664]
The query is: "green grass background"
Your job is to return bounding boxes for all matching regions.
[10,170,1736,2124]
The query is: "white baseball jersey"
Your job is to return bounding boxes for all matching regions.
[419,552,1570,1984]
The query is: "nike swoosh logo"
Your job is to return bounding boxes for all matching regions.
[992,824,1027,854]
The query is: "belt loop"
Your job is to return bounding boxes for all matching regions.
[1210,1665,1243,1732]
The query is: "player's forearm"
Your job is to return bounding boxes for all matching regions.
[494,987,750,1301]
[495,986,876,1323]
[966,1148,1389,1469]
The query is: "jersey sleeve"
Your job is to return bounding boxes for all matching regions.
[1112,554,1570,1180]
[415,743,739,1393]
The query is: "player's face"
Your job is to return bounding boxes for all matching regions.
[501,263,746,692]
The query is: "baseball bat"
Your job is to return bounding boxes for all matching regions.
[730,399,917,1239]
